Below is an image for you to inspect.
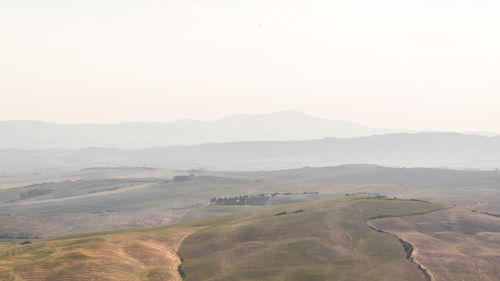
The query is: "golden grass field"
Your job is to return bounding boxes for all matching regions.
[178,197,445,281]
[2,196,499,281]
[0,225,198,281]
[0,197,446,281]
[369,207,500,281]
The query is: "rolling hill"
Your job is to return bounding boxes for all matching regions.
[2,165,500,240]
[0,225,198,281]
[0,197,446,281]
[369,207,500,281]
[0,111,394,150]
[179,197,445,281]
[212,164,500,189]
[0,170,332,238]
[2,132,500,175]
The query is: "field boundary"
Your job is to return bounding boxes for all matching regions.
[471,209,500,218]
[365,206,448,281]
[0,242,48,259]
[0,182,159,207]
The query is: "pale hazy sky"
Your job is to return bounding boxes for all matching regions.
[1,0,499,131]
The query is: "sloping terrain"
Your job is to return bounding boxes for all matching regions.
[0,197,445,281]
[0,111,390,150]
[3,132,500,175]
[0,173,332,238]
[209,165,500,212]
[369,207,500,281]
[2,166,500,240]
[211,165,500,189]
[179,197,444,281]
[0,167,181,190]
[0,226,198,281]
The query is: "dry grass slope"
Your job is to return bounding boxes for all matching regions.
[370,207,500,281]
[0,197,451,281]
[179,197,445,281]
[0,226,198,281]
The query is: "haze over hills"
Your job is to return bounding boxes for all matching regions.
[1,110,401,149]
[2,111,500,175]
[2,132,500,175]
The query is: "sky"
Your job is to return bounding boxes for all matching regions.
[1,0,499,132]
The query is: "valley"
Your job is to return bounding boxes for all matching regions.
[0,166,499,280]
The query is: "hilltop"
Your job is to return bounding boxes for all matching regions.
[3,132,500,175]
[0,111,393,150]
[1,165,500,240]
[0,197,445,281]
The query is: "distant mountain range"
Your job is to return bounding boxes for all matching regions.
[1,132,500,175]
[0,110,402,149]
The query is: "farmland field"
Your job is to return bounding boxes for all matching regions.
[0,197,448,281]
[178,197,445,281]
[0,225,198,281]
[369,207,500,281]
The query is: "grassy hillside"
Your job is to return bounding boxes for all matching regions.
[179,197,445,281]
[0,197,445,281]
[2,166,500,240]
[370,207,500,281]
[208,165,500,212]
[0,225,198,281]
[0,174,335,238]
[0,167,181,190]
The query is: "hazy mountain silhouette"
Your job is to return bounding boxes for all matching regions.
[0,111,398,149]
[2,132,500,175]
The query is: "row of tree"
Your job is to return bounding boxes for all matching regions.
[210,191,320,206]
[210,194,270,206]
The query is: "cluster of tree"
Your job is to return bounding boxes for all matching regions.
[210,194,271,206]
[18,189,54,200]
[278,191,319,195]
[210,191,320,206]
[81,166,154,171]
[398,238,414,259]
[170,175,194,182]
[274,209,304,216]
[407,198,430,202]
[91,209,116,214]
[178,254,186,278]
[417,264,432,281]
[345,192,381,197]
[471,209,500,218]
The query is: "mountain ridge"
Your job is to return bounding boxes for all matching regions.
[2,132,500,175]
[0,110,400,149]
